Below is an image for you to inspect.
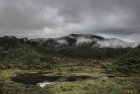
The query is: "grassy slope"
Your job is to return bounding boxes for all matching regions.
[0,44,58,69]
[55,45,131,59]
[0,37,139,94]
[120,45,140,60]
[116,45,140,74]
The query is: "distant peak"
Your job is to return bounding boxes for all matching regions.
[68,34,104,39]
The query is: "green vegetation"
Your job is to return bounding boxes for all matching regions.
[0,44,59,69]
[0,69,140,94]
[116,45,140,74]
[0,36,62,70]
[53,45,131,59]
[0,36,140,94]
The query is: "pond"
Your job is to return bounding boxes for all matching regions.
[12,73,109,87]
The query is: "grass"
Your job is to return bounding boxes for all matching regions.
[0,60,140,94]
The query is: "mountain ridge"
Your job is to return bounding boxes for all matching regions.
[31,34,138,48]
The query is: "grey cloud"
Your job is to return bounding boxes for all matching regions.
[0,0,140,42]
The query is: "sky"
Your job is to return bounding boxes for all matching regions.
[0,0,140,42]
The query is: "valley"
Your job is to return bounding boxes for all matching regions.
[0,59,140,94]
[0,35,140,94]
[1,0,140,93]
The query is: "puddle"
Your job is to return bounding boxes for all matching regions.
[12,73,109,87]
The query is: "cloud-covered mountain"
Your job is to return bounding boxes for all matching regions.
[32,34,138,48]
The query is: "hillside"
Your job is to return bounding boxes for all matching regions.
[0,36,59,69]
[0,35,139,71]
[0,36,140,94]
[116,45,140,74]
[120,45,140,60]
[55,45,131,59]
[31,34,135,59]
[32,34,138,49]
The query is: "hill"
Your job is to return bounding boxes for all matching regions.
[116,45,140,74]
[54,45,131,59]
[31,34,135,59]
[32,34,138,49]
[0,36,58,69]
[0,35,139,69]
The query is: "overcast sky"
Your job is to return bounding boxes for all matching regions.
[0,0,140,42]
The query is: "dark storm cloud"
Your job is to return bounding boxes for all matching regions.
[0,0,140,42]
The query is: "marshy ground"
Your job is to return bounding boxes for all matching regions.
[0,60,140,94]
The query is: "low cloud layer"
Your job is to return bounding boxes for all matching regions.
[0,0,140,42]
[96,39,138,48]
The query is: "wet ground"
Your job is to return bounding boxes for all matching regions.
[12,73,109,86]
